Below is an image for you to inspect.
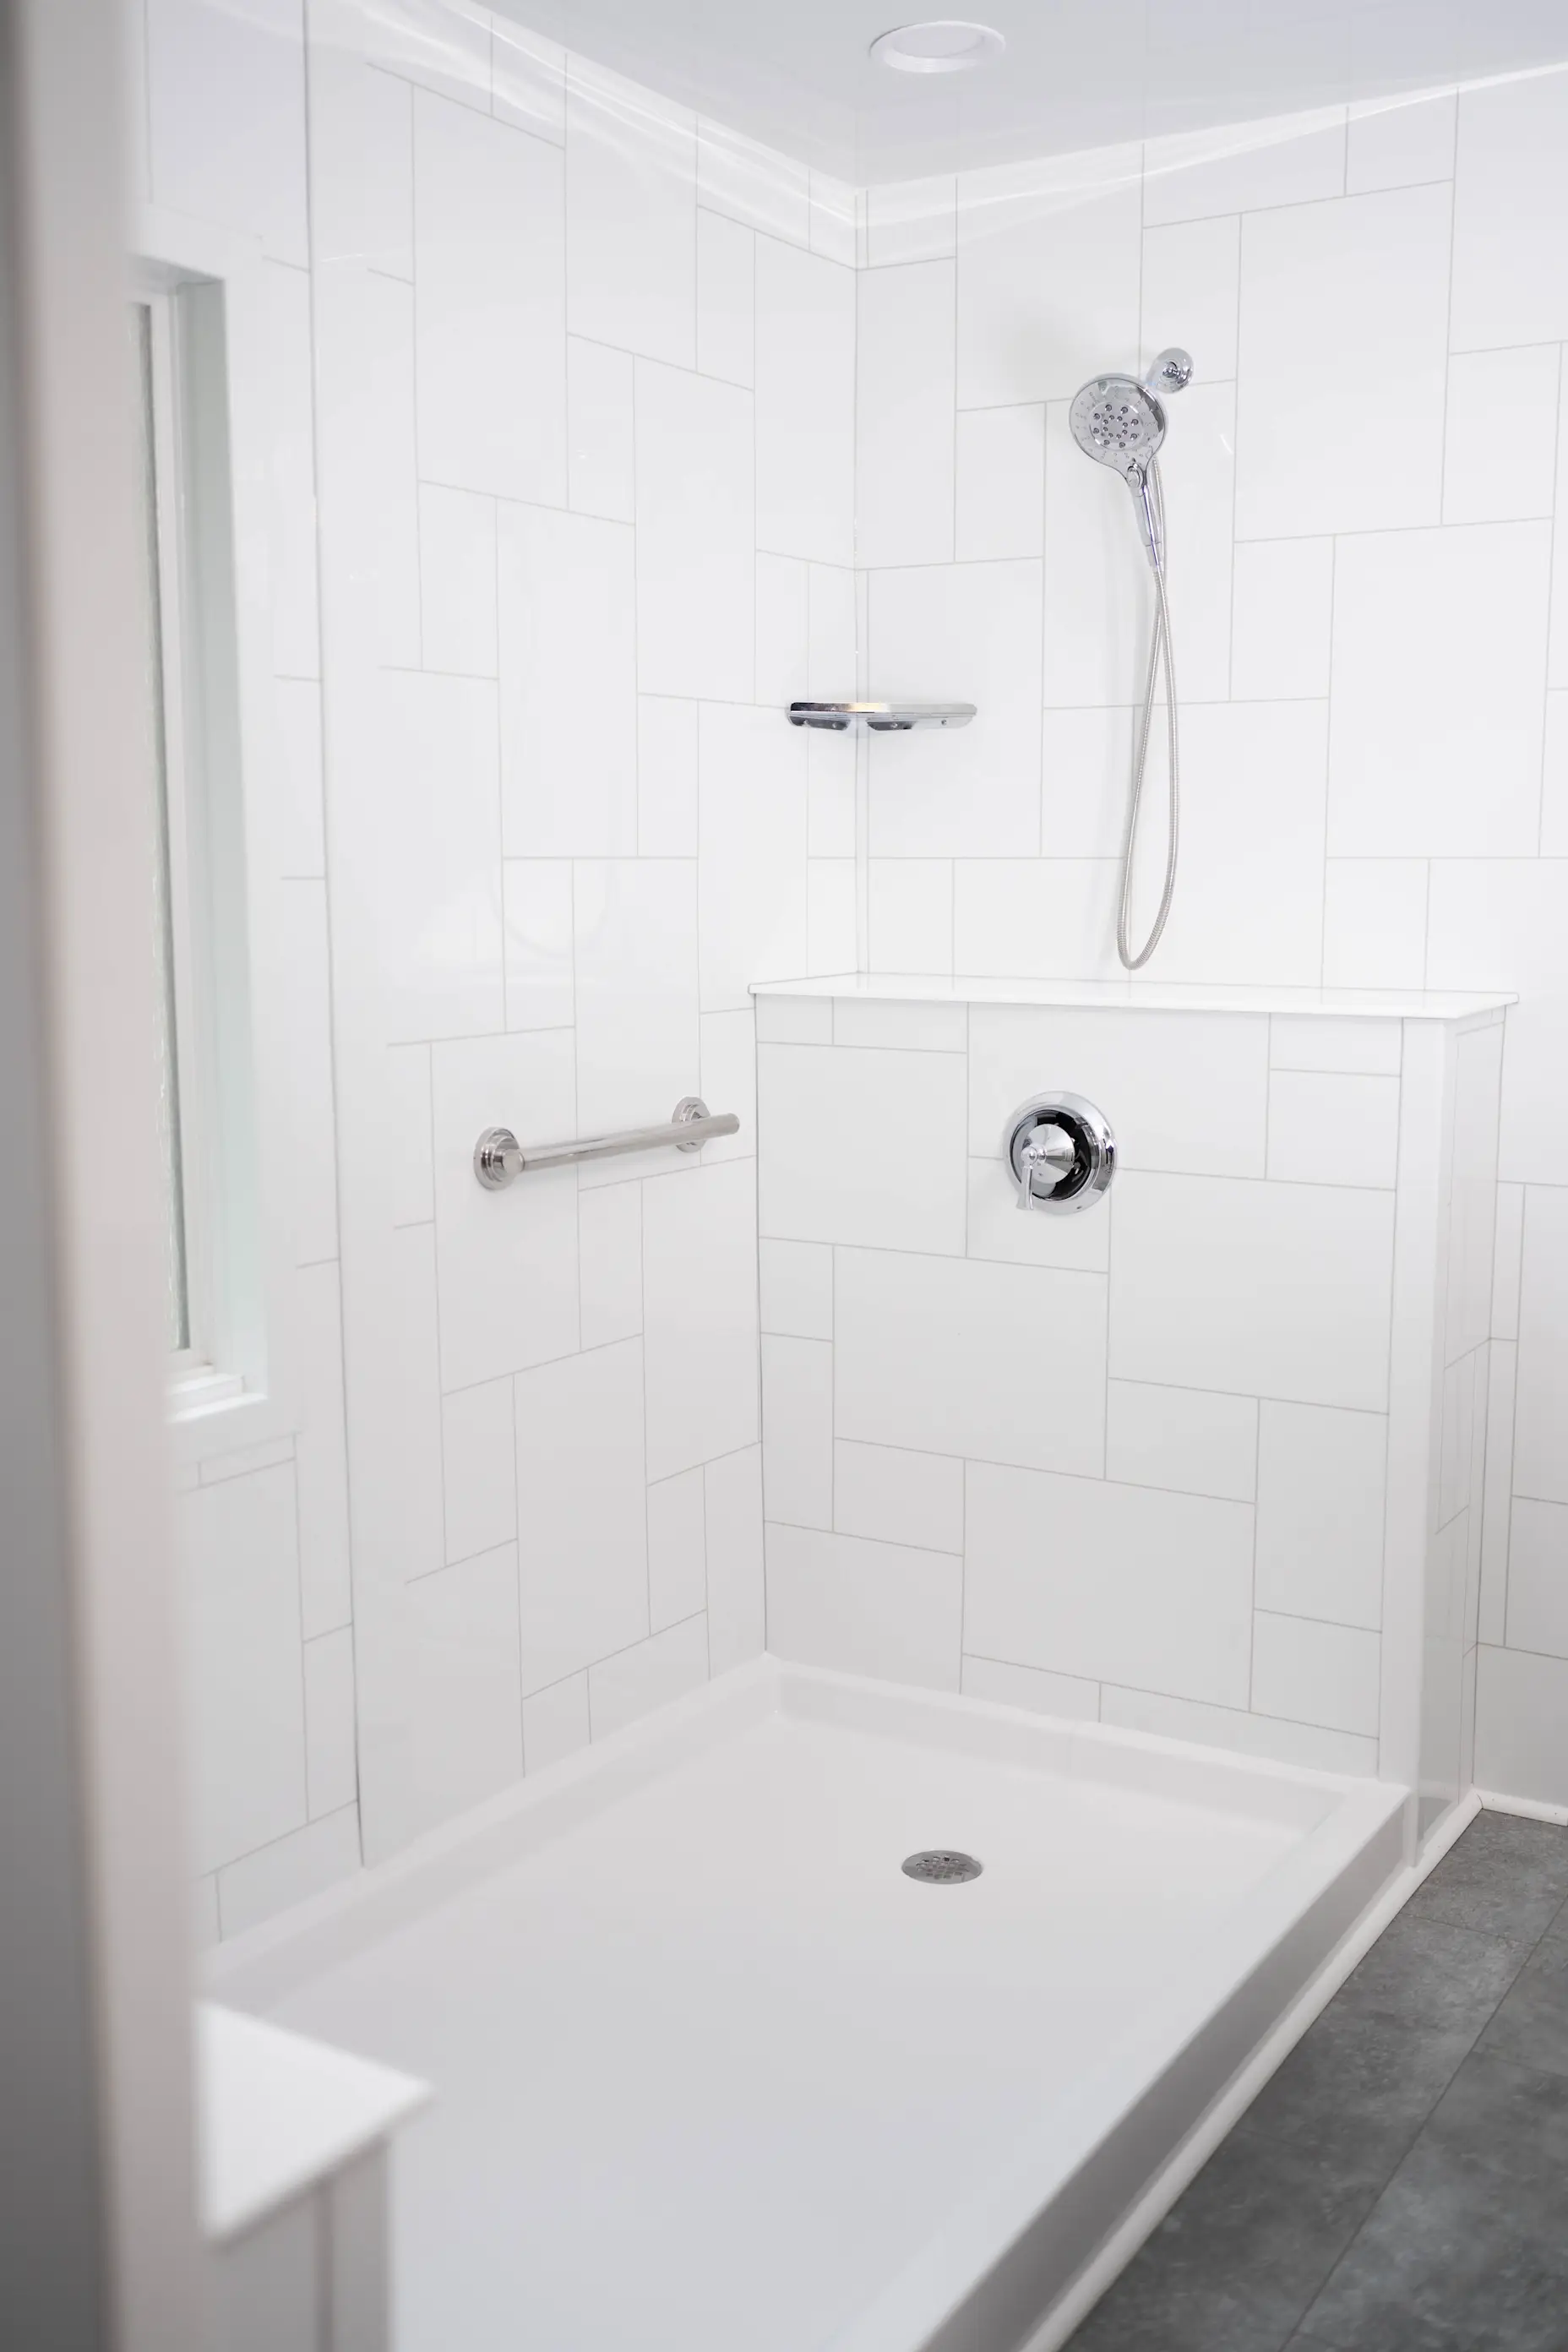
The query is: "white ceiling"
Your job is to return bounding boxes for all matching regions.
[495,0,1568,182]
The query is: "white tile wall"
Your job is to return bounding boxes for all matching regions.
[152,0,1568,1921]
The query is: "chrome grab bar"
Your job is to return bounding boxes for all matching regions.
[473,1097,738,1190]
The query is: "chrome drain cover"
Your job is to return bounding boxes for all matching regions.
[901,1848,983,1885]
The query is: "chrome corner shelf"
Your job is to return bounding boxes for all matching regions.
[787,700,976,733]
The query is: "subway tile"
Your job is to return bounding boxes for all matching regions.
[363,0,489,112]
[502,860,574,1032]
[955,406,1045,563]
[835,1439,964,1554]
[966,1463,1254,1707]
[275,881,338,1266]
[1478,1340,1516,1647]
[1515,1186,1568,1505]
[180,1465,307,1876]
[346,1225,444,1587]
[1347,89,1455,195]
[325,62,411,279]
[1444,347,1561,525]
[636,362,754,702]
[1231,540,1332,702]
[966,1156,1110,1276]
[573,859,699,1134]
[1451,73,1568,351]
[1268,1070,1400,1188]
[432,1030,579,1388]
[590,1616,709,1739]
[969,1002,1270,1176]
[579,1181,643,1350]
[956,149,1142,406]
[441,1377,516,1565]
[758,1239,833,1341]
[696,208,754,387]
[835,1246,1106,1474]
[1041,709,1135,861]
[754,994,831,1046]
[1321,863,1429,993]
[1235,184,1450,537]
[705,1446,765,1672]
[1152,376,1235,701]
[515,1340,647,1690]
[1493,1184,1525,1341]
[1543,694,1568,857]
[755,237,855,567]
[1474,1644,1568,1806]
[637,698,699,858]
[217,1806,361,1941]
[414,90,566,504]
[953,859,1124,983]
[1505,1498,1568,1659]
[1136,701,1328,986]
[1143,110,1346,226]
[1426,861,1568,1184]
[833,997,965,1053]
[417,485,497,677]
[1110,1171,1395,1411]
[1329,524,1551,859]
[868,861,953,976]
[697,705,808,1010]
[809,852,857,972]
[566,337,635,524]
[522,1674,590,1774]
[392,1546,524,1839]
[1141,214,1240,378]
[765,1524,961,1690]
[867,560,1043,857]
[566,58,695,366]
[1270,1015,1402,1075]
[264,263,321,677]
[303,1629,357,1819]
[647,1468,706,1632]
[1255,1402,1388,1631]
[643,1160,760,1479]
[344,270,422,668]
[1099,1684,1377,1777]
[272,678,325,878]
[857,262,956,569]
[699,1008,757,1162]
[762,1336,834,1530]
[376,672,503,1041]
[1252,1611,1380,1736]
[961,1655,1099,1723]
[755,553,809,709]
[1105,1380,1259,1504]
[757,1043,966,1254]
[293,1264,352,1640]
[498,505,637,858]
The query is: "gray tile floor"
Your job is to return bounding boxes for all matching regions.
[1065,1810,1568,2352]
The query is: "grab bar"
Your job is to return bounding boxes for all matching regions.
[473,1097,739,1190]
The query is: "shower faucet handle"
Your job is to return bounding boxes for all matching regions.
[1015,1128,1075,1211]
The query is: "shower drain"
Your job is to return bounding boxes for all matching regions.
[901,1848,983,1884]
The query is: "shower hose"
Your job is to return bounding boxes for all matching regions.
[1118,458,1179,972]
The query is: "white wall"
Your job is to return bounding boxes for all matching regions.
[140,0,1568,1931]
[135,0,856,1930]
[851,74,1568,1810]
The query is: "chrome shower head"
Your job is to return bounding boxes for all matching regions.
[1070,371,1171,569]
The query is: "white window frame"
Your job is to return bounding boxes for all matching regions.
[134,210,302,1467]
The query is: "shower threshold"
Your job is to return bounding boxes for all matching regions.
[208,1662,1407,2352]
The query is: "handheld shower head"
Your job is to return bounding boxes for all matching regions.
[1069,373,1168,567]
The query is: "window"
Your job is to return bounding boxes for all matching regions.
[130,277,244,1412]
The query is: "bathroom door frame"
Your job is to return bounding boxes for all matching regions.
[0,3,204,2347]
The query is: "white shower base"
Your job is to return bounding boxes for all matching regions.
[209,1662,1406,2352]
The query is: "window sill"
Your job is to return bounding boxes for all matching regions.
[169,1366,247,1422]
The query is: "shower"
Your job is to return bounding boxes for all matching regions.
[1069,347,1193,970]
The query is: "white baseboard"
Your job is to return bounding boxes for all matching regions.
[1478,1786,1568,1827]
[1026,1788,1482,2352]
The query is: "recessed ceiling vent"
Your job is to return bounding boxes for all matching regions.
[869,21,1005,74]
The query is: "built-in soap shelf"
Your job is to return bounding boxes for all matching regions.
[787,700,976,732]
